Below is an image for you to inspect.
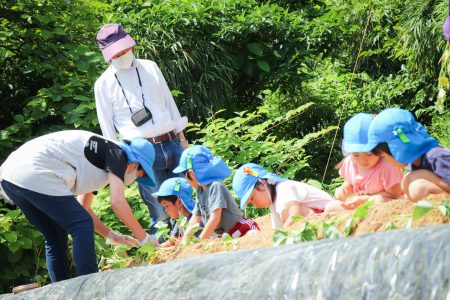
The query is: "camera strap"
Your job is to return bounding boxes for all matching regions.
[114,67,150,115]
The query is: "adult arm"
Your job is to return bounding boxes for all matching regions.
[108,172,147,241]
[78,192,138,246]
[199,208,222,239]
[77,192,110,238]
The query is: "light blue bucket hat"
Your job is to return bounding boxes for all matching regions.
[232,163,286,209]
[173,145,231,185]
[152,178,195,213]
[363,108,439,164]
[342,113,374,153]
[118,139,156,186]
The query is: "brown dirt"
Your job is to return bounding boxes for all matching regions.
[148,194,449,265]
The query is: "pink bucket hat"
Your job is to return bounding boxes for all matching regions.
[96,24,136,61]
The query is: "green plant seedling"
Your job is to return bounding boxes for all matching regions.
[323,222,343,239]
[353,199,375,219]
[291,215,303,223]
[412,201,433,221]
[437,201,450,218]
[273,229,289,246]
[383,221,397,231]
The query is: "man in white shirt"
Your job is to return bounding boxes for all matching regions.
[95,24,188,237]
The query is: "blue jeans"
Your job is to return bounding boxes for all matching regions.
[138,138,184,235]
[1,180,97,282]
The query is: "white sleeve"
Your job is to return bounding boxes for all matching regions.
[94,79,117,140]
[275,181,307,214]
[154,63,182,122]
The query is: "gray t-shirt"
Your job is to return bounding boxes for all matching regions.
[0,130,129,196]
[193,181,243,233]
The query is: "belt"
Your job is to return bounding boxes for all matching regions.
[146,131,176,144]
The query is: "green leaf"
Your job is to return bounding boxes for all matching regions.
[14,114,24,122]
[412,201,433,220]
[137,243,155,255]
[4,231,17,243]
[344,218,354,236]
[353,199,375,220]
[273,229,288,246]
[247,43,263,56]
[437,201,450,218]
[257,59,270,72]
[323,222,342,239]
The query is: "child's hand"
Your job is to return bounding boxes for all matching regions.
[342,195,369,210]
[334,187,346,201]
[335,182,354,201]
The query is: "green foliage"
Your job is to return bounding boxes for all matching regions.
[273,222,318,246]
[0,202,47,293]
[191,103,336,178]
[412,200,434,221]
[0,0,105,161]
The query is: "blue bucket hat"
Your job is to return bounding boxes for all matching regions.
[173,145,231,185]
[232,163,286,209]
[363,108,439,164]
[118,139,156,186]
[152,178,195,213]
[342,113,374,153]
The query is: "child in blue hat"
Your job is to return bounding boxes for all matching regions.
[152,177,202,246]
[334,113,404,210]
[363,108,450,201]
[232,163,337,229]
[173,145,260,240]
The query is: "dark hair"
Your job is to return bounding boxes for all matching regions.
[183,170,193,180]
[371,142,392,156]
[254,179,277,203]
[157,195,178,204]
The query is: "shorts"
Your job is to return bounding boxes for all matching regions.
[228,217,260,238]
[311,208,324,214]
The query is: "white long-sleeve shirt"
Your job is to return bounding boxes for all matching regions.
[94,59,182,140]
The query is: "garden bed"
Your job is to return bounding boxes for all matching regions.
[149,194,449,265]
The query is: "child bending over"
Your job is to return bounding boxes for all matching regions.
[334,113,404,210]
[173,145,259,240]
[363,108,450,201]
[233,163,338,229]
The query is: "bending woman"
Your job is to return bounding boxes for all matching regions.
[0,130,156,282]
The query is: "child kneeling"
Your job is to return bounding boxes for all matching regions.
[363,108,450,201]
[173,145,260,240]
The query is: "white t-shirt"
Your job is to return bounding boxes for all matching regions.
[0,130,130,196]
[270,180,333,229]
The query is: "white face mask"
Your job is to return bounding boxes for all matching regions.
[111,50,134,69]
[123,165,138,186]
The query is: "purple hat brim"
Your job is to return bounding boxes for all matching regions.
[101,34,136,61]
